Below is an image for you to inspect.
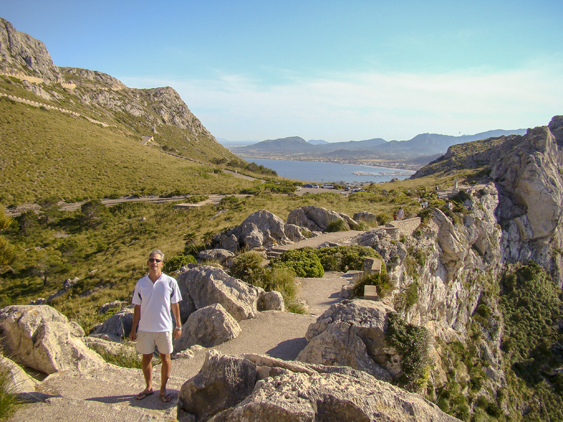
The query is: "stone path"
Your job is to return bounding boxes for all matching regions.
[9,270,351,422]
[267,230,362,258]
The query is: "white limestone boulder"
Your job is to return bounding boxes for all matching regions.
[296,300,399,380]
[173,303,241,352]
[177,266,259,321]
[0,305,105,374]
[287,205,357,231]
[178,351,460,422]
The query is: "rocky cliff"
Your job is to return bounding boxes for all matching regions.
[365,116,563,419]
[414,115,563,288]
[0,18,61,81]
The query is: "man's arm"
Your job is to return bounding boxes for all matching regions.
[129,304,141,341]
[171,302,181,340]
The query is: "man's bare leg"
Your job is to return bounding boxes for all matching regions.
[135,354,154,399]
[159,353,172,402]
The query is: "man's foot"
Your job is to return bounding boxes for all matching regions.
[135,389,154,400]
[160,392,172,402]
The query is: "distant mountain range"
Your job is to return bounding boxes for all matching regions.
[228,129,527,169]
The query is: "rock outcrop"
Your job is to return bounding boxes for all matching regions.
[0,305,105,374]
[178,350,460,421]
[413,115,563,287]
[176,266,260,322]
[91,306,135,339]
[174,303,241,352]
[287,205,358,232]
[297,300,398,381]
[0,18,61,81]
[215,210,305,252]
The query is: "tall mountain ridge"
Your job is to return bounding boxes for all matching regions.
[231,129,527,168]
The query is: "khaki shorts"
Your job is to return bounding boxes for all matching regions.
[136,330,173,355]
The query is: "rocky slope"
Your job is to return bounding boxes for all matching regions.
[414,115,563,288]
[0,18,61,81]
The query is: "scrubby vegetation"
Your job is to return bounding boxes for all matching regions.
[387,313,431,393]
[316,245,379,272]
[498,263,563,421]
[271,247,324,278]
[229,252,305,314]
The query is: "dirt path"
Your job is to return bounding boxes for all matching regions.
[9,270,352,422]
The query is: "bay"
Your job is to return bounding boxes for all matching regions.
[242,158,414,184]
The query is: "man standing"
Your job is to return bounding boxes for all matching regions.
[129,250,182,402]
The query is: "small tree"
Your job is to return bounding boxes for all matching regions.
[80,200,109,228]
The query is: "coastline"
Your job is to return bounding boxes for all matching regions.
[232,153,422,171]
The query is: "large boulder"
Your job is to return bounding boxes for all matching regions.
[0,305,105,374]
[257,290,285,312]
[174,304,241,352]
[198,249,235,264]
[179,350,257,421]
[215,210,305,252]
[287,206,357,232]
[178,351,460,422]
[296,300,399,381]
[177,266,259,322]
[353,211,379,225]
[91,306,134,339]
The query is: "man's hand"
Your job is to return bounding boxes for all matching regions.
[173,327,182,340]
[129,329,137,341]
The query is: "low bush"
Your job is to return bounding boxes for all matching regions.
[163,254,196,273]
[316,245,381,272]
[352,271,394,298]
[271,247,324,278]
[230,252,265,285]
[387,313,431,393]
[230,253,304,313]
[324,219,349,232]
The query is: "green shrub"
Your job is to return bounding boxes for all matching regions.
[405,282,419,308]
[387,313,431,393]
[353,271,394,298]
[316,245,381,272]
[324,219,349,232]
[262,266,297,303]
[271,247,324,278]
[499,262,563,417]
[163,254,196,273]
[229,252,265,284]
[376,213,392,225]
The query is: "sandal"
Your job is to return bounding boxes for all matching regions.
[135,389,154,400]
[160,392,172,402]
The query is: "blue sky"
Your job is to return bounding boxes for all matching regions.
[2,0,563,142]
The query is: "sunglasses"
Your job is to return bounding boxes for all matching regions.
[148,258,162,263]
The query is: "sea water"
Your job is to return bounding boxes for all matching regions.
[242,158,414,184]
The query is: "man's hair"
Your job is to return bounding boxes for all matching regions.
[148,249,164,261]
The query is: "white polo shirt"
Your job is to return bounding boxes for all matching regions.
[132,273,182,332]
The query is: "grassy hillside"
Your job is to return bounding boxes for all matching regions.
[0,180,441,330]
[0,97,260,206]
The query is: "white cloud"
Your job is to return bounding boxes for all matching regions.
[121,63,563,142]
